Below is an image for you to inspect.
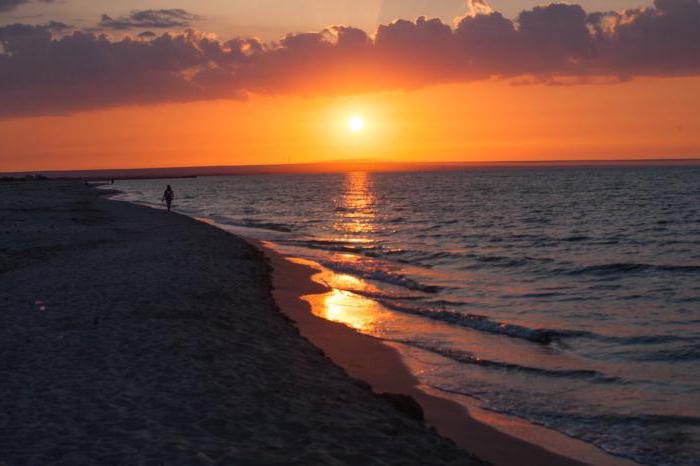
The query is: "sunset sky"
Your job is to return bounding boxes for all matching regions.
[1,0,699,171]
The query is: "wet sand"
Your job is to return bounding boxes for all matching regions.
[259,245,638,466]
[0,181,478,465]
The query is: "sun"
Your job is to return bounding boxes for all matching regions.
[348,115,365,133]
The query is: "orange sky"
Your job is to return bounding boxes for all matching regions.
[2,0,699,171]
[1,76,698,172]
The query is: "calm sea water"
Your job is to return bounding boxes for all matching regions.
[111,167,700,466]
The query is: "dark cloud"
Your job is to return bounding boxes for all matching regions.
[0,0,54,13]
[1,0,699,118]
[0,25,240,117]
[99,9,202,30]
[0,21,69,52]
[592,0,700,76]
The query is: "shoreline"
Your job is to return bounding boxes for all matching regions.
[1,181,477,465]
[253,241,640,466]
[98,181,638,466]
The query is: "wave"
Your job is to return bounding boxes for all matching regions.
[563,262,700,276]
[322,263,443,293]
[561,235,591,242]
[345,288,427,302]
[403,250,456,262]
[209,215,294,233]
[501,291,567,299]
[377,300,583,344]
[369,245,700,279]
[607,334,696,344]
[432,383,700,466]
[376,299,695,347]
[469,254,530,267]
[457,256,700,276]
[551,412,700,428]
[456,253,557,271]
[285,238,377,254]
[397,341,624,383]
[295,241,463,267]
[628,344,700,362]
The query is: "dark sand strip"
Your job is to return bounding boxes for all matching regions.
[259,247,639,466]
[0,182,478,465]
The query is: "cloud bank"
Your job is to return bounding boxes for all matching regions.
[99,9,202,30]
[0,0,699,117]
[0,0,53,12]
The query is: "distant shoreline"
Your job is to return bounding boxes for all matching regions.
[3,158,700,180]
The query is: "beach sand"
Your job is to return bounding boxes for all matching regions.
[0,181,479,465]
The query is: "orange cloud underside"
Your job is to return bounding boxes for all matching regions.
[1,77,699,172]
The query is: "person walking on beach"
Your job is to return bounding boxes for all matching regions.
[162,185,174,212]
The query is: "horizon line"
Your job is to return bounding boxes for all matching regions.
[3,157,700,178]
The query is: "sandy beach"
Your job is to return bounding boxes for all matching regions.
[0,181,479,465]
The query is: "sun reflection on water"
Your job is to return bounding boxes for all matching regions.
[312,289,383,332]
[333,171,376,235]
[298,262,391,334]
[297,172,395,333]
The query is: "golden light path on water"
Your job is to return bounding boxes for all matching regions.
[335,171,376,233]
[292,171,562,348]
[318,172,381,330]
[298,171,393,332]
[311,277,389,333]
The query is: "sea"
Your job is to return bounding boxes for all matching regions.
[108,166,700,466]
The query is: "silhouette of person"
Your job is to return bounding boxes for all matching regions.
[162,185,174,212]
